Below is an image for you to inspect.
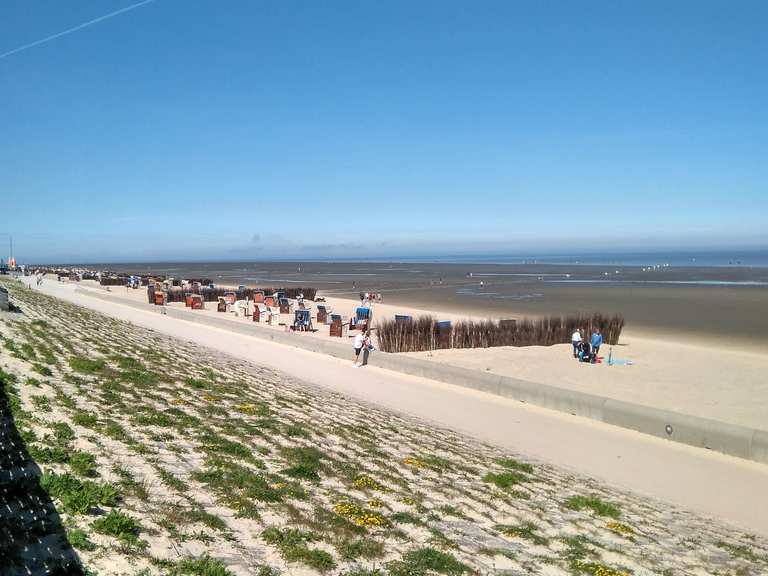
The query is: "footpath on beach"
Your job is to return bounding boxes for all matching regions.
[20,277,768,537]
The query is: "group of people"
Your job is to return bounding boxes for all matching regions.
[359,292,382,306]
[352,329,373,367]
[571,327,603,363]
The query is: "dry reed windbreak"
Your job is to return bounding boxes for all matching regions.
[376,314,624,353]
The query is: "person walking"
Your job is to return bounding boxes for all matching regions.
[571,328,582,358]
[590,329,603,360]
[352,330,367,367]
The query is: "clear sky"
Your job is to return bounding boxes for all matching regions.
[1,0,766,263]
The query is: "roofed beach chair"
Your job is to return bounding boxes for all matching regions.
[316,304,331,324]
[233,299,250,317]
[252,291,265,304]
[253,303,269,322]
[190,294,205,310]
[329,314,347,337]
[223,291,237,305]
[279,298,292,314]
[293,309,312,332]
[217,297,228,312]
[184,293,194,307]
[350,307,372,331]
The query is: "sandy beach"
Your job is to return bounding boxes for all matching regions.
[69,278,768,432]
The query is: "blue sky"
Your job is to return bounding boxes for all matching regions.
[1,0,766,263]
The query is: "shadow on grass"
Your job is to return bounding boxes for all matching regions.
[1,369,85,575]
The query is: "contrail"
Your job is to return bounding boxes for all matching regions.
[0,0,156,61]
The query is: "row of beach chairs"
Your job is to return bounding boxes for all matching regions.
[151,288,387,337]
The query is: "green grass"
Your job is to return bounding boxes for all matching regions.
[565,495,621,519]
[92,509,142,544]
[280,446,328,481]
[482,470,529,490]
[496,457,534,474]
[32,363,53,376]
[262,527,336,572]
[132,407,175,427]
[68,356,107,374]
[155,466,190,493]
[72,410,99,428]
[336,538,385,560]
[198,432,255,461]
[386,547,470,576]
[191,459,283,518]
[40,471,120,515]
[69,451,99,478]
[715,541,766,563]
[494,522,549,546]
[169,556,235,576]
[67,528,96,551]
[30,395,51,410]
[391,511,423,525]
[51,421,75,443]
[102,420,131,442]
[112,355,144,370]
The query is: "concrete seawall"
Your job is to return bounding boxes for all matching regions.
[76,287,768,466]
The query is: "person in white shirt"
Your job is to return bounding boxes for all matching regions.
[571,328,582,358]
[352,330,371,367]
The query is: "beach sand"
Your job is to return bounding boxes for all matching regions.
[70,280,768,431]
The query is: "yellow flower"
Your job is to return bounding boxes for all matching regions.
[403,457,424,469]
[333,499,386,528]
[353,474,383,491]
[606,521,635,537]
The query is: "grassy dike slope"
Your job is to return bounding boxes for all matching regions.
[1,278,767,576]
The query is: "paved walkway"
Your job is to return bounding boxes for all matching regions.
[25,278,768,536]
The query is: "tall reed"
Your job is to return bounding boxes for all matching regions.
[376,313,624,353]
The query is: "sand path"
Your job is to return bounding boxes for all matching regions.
[25,278,768,537]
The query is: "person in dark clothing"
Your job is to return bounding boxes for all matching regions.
[579,341,592,363]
